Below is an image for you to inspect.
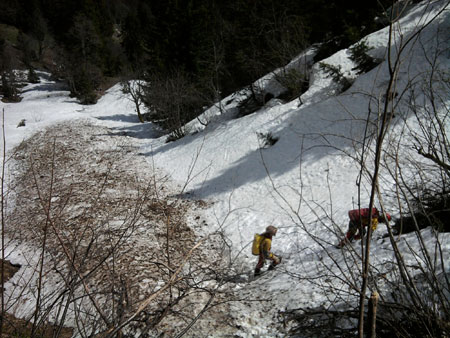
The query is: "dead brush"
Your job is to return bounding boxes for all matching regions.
[3,121,235,337]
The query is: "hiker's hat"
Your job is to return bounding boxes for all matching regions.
[266,225,278,235]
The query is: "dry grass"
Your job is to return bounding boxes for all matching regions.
[3,121,236,336]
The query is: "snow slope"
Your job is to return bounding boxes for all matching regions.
[143,0,450,258]
[1,0,449,336]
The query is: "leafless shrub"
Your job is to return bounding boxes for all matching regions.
[263,2,450,337]
[121,78,146,123]
[142,70,206,141]
[273,68,309,101]
[1,121,240,336]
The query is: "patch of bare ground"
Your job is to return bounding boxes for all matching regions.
[1,312,74,338]
[1,259,74,337]
[2,120,240,337]
[0,260,21,286]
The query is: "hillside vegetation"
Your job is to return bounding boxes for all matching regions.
[0,0,449,337]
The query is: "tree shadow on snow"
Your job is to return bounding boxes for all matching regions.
[21,82,69,93]
[96,114,141,124]
[185,132,337,199]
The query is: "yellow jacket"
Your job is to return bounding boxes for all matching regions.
[260,237,273,259]
[252,234,274,258]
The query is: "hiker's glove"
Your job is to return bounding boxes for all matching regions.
[273,255,281,265]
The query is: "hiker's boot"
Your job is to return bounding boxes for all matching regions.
[337,239,349,248]
[254,268,261,277]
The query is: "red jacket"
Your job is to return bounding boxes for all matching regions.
[348,208,379,222]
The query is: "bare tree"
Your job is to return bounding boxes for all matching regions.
[259,1,450,337]
[121,78,146,123]
[142,69,206,140]
[1,109,6,336]
[1,121,244,337]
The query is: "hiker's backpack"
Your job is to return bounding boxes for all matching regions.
[252,234,264,255]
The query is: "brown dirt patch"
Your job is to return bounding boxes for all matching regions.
[1,260,73,337]
[1,312,73,338]
[0,260,20,286]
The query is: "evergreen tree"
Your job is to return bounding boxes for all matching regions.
[0,0,393,108]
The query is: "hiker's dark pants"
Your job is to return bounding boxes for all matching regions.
[255,253,276,274]
[346,220,366,241]
[255,254,265,272]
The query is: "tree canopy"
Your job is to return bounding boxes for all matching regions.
[1,0,392,102]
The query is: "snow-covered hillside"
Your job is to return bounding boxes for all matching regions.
[144,0,449,263]
[1,0,449,336]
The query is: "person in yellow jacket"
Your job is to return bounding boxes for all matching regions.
[254,225,281,276]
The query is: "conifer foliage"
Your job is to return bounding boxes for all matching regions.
[0,0,391,113]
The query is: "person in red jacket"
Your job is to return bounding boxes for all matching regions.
[254,225,281,276]
[338,207,391,248]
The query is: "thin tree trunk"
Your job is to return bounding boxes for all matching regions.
[1,109,6,336]
[367,291,378,338]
